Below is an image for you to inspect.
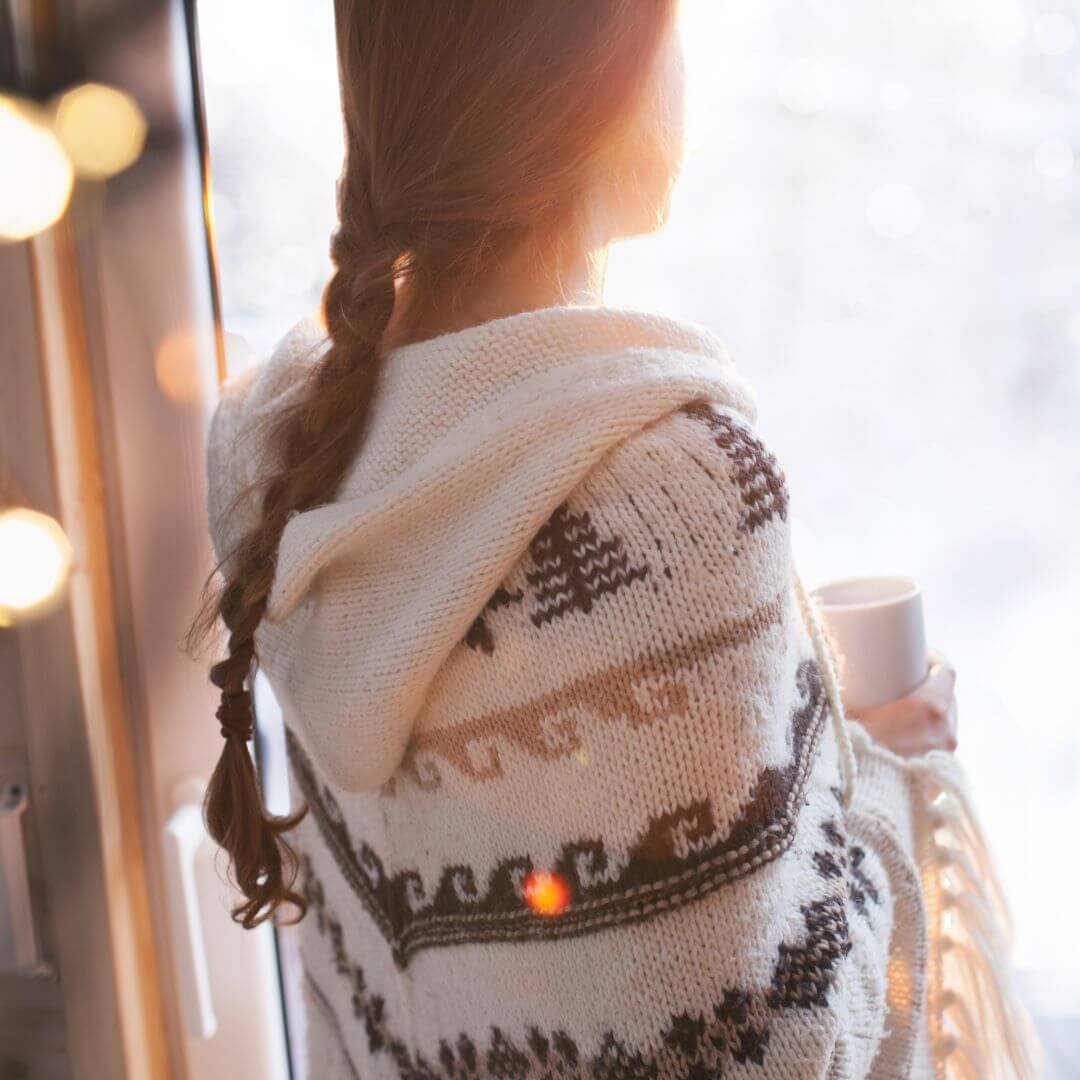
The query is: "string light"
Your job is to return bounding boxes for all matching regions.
[0,95,74,241]
[0,507,74,627]
[53,82,146,180]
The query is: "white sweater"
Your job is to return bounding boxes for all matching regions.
[206,305,1032,1079]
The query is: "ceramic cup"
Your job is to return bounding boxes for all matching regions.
[811,575,929,713]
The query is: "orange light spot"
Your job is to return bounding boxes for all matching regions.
[155,329,205,404]
[524,870,570,917]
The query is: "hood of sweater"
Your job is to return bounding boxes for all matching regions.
[218,305,758,790]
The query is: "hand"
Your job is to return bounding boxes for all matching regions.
[847,650,958,757]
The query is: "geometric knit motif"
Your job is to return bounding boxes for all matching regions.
[464,586,524,655]
[205,307,934,1080]
[412,594,786,790]
[465,503,648,654]
[680,401,789,534]
[285,658,828,968]
[525,503,649,628]
[298,832,869,1080]
[814,820,884,925]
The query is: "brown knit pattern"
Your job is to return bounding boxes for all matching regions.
[526,503,650,628]
[298,844,855,1079]
[286,659,826,967]
[208,309,930,1078]
[680,402,789,534]
[405,593,785,790]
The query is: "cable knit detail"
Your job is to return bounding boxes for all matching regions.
[204,305,939,1079]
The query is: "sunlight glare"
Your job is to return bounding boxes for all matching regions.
[677,0,753,154]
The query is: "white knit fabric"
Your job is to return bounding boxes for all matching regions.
[205,306,1027,1079]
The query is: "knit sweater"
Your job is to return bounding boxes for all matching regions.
[205,306,1029,1079]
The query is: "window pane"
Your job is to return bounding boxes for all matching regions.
[198,0,1080,1068]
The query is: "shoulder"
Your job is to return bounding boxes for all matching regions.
[572,401,793,602]
[606,401,789,531]
[205,317,329,564]
[458,399,794,682]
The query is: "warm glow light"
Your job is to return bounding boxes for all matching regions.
[0,95,74,241]
[53,82,146,180]
[155,329,206,404]
[676,0,751,154]
[523,870,571,917]
[0,508,74,625]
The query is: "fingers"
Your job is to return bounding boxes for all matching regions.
[945,698,959,751]
[926,649,954,685]
[850,649,960,756]
[911,668,957,750]
[921,664,955,714]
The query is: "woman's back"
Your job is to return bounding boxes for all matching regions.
[206,306,930,1078]
[191,4,1034,1076]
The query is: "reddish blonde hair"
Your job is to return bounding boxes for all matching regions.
[188,0,680,928]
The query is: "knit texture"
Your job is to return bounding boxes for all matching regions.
[206,306,938,1079]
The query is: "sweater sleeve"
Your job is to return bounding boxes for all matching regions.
[392,401,918,1076]
[572,403,915,1073]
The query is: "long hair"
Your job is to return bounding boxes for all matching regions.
[186,0,680,928]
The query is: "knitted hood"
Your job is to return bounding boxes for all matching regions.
[209,305,758,790]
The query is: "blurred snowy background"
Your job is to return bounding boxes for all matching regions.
[197,0,1079,1070]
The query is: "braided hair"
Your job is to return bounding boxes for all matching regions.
[186,0,680,928]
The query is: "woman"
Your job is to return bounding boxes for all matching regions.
[191,3,1024,1077]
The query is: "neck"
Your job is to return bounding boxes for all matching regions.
[384,223,611,348]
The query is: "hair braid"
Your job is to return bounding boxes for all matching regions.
[198,213,401,928]
[187,0,679,929]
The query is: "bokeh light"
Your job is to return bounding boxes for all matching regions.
[53,82,146,180]
[0,507,74,626]
[155,329,206,404]
[523,870,571,917]
[0,95,74,241]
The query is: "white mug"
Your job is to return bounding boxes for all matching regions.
[811,576,929,713]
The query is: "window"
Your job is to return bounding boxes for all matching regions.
[197,1,1080,1070]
